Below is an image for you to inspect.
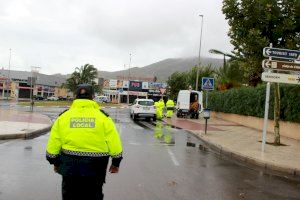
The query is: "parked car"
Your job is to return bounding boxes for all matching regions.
[34,96,44,100]
[58,96,67,101]
[176,90,203,119]
[130,99,156,121]
[66,96,74,101]
[47,96,59,101]
[94,95,109,103]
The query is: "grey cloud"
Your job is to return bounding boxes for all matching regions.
[0,0,232,74]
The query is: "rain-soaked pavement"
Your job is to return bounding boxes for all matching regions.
[0,106,299,200]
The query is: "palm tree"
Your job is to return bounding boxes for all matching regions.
[187,64,215,90]
[215,60,245,90]
[66,64,99,95]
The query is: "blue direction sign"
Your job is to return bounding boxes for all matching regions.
[263,47,300,60]
[201,77,214,90]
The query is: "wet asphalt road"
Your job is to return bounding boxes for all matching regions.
[0,106,299,200]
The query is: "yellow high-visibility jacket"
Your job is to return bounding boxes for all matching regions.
[166,100,175,109]
[158,99,165,110]
[46,99,122,168]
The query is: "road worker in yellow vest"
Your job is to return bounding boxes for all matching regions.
[154,121,163,139]
[166,98,175,118]
[156,98,165,120]
[46,84,123,200]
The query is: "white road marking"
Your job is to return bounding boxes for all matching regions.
[130,124,144,130]
[171,128,179,132]
[139,121,156,129]
[166,146,180,166]
[129,142,141,146]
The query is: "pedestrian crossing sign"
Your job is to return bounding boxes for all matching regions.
[201,77,214,90]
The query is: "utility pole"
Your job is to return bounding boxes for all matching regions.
[30,66,41,112]
[129,53,132,79]
[195,15,204,91]
[6,48,12,100]
[127,53,132,104]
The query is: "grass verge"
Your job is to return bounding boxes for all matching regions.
[18,101,122,107]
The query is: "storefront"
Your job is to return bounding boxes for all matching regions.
[101,79,167,104]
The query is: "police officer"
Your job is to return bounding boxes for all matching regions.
[166,98,175,118]
[46,84,123,200]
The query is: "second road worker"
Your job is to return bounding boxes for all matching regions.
[166,98,175,118]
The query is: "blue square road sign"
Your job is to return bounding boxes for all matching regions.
[201,77,214,90]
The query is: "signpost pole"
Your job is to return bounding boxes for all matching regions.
[206,90,208,108]
[262,82,270,152]
[205,118,208,134]
[262,43,272,152]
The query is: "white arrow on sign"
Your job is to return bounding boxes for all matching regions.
[264,60,271,68]
[262,72,300,85]
[265,48,271,56]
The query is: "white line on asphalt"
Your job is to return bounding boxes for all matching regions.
[139,121,156,129]
[129,142,141,145]
[130,124,144,130]
[166,146,179,166]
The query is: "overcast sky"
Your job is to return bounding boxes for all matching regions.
[0,0,232,74]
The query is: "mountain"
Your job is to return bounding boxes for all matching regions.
[98,57,223,82]
[54,57,223,82]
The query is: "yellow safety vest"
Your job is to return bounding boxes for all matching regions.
[166,100,175,108]
[46,99,122,158]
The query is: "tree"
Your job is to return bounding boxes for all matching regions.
[215,60,246,90]
[187,64,215,90]
[167,72,188,100]
[222,0,300,145]
[167,64,216,100]
[66,64,100,95]
[222,0,300,85]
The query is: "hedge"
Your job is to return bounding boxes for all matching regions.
[208,84,300,123]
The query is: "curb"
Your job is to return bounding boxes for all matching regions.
[25,125,52,139]
[102,106,129,109]
[189,130,300,180]
[0,125,52,140]
[162,119,300,180]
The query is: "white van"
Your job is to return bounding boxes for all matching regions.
[176,90,203,119]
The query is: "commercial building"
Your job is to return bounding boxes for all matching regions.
[101,78,167,103]
[0,69,68,100]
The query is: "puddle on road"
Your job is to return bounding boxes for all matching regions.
[199,144,209,151]
[153,121,176,145]
[24,146,32,150]
[186,142,196,147]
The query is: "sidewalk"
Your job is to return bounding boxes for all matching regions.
[0,109,52,140]
[164,116,300,178]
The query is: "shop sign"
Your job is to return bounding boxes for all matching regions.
[129,81,142,91]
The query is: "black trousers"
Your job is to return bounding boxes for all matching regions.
[62,176,104,200]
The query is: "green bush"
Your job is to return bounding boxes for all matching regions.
[209,84,300,123]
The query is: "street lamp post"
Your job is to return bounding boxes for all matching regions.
[30,66,41,112]
[127,53,132,104]
[209,49,236,68]
[195,15,204,91]
[6,48,12,100]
